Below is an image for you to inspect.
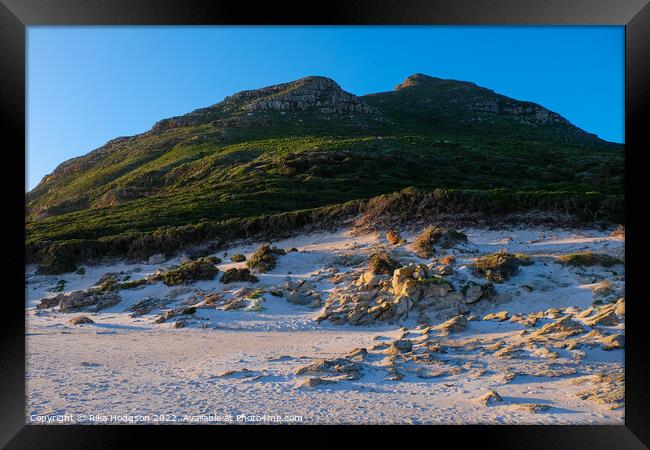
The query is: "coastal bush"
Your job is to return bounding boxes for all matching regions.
[368,251,401,275]
[557,251,623,267]
[471,251,533,283]
[230,254,246,262]
[412,226,467,258]
[160,258,219,285]
[221,268,259,284]
[247,245,285,273]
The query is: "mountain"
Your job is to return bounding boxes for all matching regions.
[26,74,623,271]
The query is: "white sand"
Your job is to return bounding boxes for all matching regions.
[25,226,624,424]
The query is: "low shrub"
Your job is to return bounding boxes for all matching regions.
[247,245,285,273]
[412,226,467,258]
[557,251,623,267]
[368,251,401,275]
[160,258,219,285]
[221,268,259,284]
[230,254,246,262]
[471,251,532,283]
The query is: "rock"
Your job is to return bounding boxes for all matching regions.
[37,294,64,309]
[526,316,585,343]
[296,377,336,388]
[476,390,503,406]
[393,265,415,280]
[295,356,363,380]
[435,265,454,276]
[386,230,402,245]
[357,270,383,289]
[67,315,94,325]
[180,253,192,264]
[576,308,594,319]
[464,284,482,304]
[614,298,625,315]
[513,403,551,413]
[155,306,196,324]
[583,309,620,327]
[173,319,188,329]
[59,291,120,313]
[483,311,509,322]
[510,314,539,327]
[434,315,468,334]
[148,253,167,265]
[385,339,413,354]
[128,297,171,317]
[600,333,624,350]
[412,263,430,279]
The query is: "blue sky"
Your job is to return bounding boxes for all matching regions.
[27,26,624,190]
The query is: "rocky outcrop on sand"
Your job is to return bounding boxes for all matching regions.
[315,262,472,325]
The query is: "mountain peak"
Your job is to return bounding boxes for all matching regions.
[395,73,443,90]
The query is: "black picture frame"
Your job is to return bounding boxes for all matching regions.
[2,0,648,447]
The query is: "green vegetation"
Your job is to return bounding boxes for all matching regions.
[247,245,285,273]
[25,75,624,274]
[230,254,246,262]
[471,251,533,283]
[159,258,219,286]
[557,251,623,267]
[220,267,259,284]
[368,251,401,275]
[48,279,66,293]
[412,226,468,258]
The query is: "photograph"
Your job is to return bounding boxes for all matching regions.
[22,24,627,426]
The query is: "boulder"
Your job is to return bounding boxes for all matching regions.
[476,390,503,406]
[483,311,509,322]
[614,298,625,315]
[464,284,482,304]
[385,339,413,354]
[583,309,620,327]
[148,253,167,265]
[386,230,402,245]
[67,315,94,325]
[434,315,468,334]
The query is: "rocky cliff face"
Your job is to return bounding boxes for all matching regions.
[152,76,382,132]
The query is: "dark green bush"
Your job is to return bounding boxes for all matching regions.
[221,268,259,284]
[557,251,623,267]
[230,254,246,262]
[160,258,219,285]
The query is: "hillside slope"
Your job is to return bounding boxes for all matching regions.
[25,74,624,272]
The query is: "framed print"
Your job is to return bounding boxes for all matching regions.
[1,0,649,447]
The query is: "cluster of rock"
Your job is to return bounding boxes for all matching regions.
[37,288,121,313]
[315,263,490,325]
[283,280,322,307]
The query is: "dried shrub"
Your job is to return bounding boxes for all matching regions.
[412,226,467,258]
[471,251,532,283]
[368,251,401,275]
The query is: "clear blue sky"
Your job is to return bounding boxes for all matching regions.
[27,26,624,190]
